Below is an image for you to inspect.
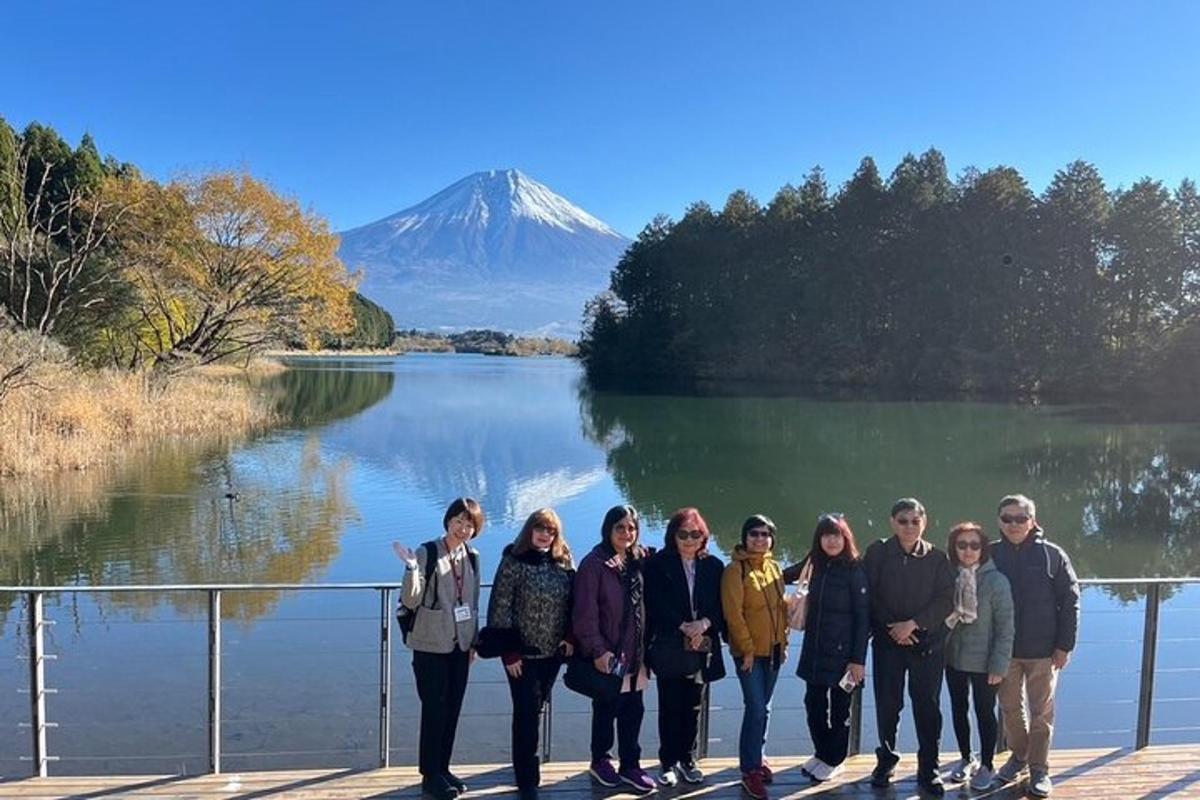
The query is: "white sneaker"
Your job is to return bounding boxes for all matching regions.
[948,756,978,783]
[970,766,995,791]
[657,767,678,787]
[800,755,820,777]
[807,759,843,782]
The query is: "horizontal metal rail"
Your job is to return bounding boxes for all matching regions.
[3,576,1197,777]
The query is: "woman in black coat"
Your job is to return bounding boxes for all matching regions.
[644,507,727,787]
[788,513,868,783]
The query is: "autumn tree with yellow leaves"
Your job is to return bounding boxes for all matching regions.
[108,172,357,369]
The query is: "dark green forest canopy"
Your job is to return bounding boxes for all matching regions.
[580,149,1200,417]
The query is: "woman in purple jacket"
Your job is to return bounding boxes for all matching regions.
[573,504,655,795]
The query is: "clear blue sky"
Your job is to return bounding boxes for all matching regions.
[4,1,1199,237]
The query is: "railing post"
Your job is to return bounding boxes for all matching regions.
[379,588,393,768]
[1135,582,1162,750]
[848,684,863,757]
[27,591,48,777]
[540,692,552,763]
[208,589,222,774]
[698,683,711,760]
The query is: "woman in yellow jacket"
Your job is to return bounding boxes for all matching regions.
[721,514,789,800]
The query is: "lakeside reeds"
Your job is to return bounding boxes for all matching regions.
[0,352,279,478]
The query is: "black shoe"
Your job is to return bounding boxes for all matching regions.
[917,774,945,796]
[421,777,459,800]
[870,764,894,788]
[444,772,468,794]
[518,789,538,800]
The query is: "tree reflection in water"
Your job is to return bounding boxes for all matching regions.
[579,386,1200,599]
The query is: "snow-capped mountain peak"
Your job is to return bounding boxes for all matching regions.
[338,169,630,336]
[359,168,621,239]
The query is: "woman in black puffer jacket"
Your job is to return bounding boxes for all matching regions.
[786,514,869,783]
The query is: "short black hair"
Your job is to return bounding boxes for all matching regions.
[443,497,485,538]
[740,513,777,548]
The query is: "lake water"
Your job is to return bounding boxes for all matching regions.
[1,354,1198,776]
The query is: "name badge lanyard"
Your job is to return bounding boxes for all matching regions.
[450,552,471,623]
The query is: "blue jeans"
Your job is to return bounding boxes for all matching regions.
[736,656,780,773]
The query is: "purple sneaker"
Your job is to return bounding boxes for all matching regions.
[619,766,657,795]
[589,759,620,787]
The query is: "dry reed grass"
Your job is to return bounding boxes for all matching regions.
[0,340,277,478]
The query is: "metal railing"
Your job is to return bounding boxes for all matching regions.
[3,576,1198,777]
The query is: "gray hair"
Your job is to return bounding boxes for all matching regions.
[998,494,1036,518]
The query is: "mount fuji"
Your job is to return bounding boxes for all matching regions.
[337,169,630,337]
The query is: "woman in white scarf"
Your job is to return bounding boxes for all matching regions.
[942,522,1015,792]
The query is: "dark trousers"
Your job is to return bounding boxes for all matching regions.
[591,690,645,770]
[872,642,945,779]
[413,648,471,779]
[656,676,703,769]
[804,681,853,767]
[946,665,999,769]
[506,658,561,789]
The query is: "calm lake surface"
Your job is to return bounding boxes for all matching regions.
[1,354,1198,776]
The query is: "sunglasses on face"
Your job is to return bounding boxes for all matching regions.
[894,516,923,526]
[818,512,845,523]
[532,523,557,535]
[1000,514,1030,525]
[676,529,704,541]
[746,529,772,539]
[955,540,982,551]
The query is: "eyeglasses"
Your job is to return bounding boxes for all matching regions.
[676,529,704,541]
[955,540,982,551]
[746,528,772,539]
[999,514,1030,525]
[894,516,923,526]
[532,523,557,535]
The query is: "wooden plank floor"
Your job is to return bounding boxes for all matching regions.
[3,747,1199,799]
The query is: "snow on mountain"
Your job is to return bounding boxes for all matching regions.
[338,169,630,336]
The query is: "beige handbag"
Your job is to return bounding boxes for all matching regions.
[786,560,814,631]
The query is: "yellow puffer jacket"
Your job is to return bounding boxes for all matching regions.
[721,545,788,658]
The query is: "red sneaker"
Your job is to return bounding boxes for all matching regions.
[741,769,769,800]
[760,760,774,784]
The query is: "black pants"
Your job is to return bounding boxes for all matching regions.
[413,648,471,779]
[804,681,853,767]
[872,642,945,779]
[946,665,999,769]
[657,676,703,769]
[591,690,645,770]
[506,658,561,789]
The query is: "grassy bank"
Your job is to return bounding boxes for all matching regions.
[0,349,279,478]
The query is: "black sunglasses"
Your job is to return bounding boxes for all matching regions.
[999,514,1030,525]
[955,540,982,551]
[676,529,704,541]
[746,528,772,539]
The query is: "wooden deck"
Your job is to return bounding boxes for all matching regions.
[4,746,1199,799]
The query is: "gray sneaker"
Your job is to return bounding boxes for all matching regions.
[996,754,1028,784]
[969,766,995,792]
[675,763,704,784]
[1029,769,1053,797]
[947,756,978,783]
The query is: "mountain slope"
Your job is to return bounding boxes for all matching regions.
[338,169,629,336]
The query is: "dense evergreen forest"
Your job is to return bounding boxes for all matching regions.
[580,150,1200,416]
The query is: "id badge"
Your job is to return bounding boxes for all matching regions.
[453,604,472,623]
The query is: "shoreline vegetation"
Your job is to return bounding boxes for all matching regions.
[0,118,363,478]
[580,149,1200,420]
[270,328,577,357]
[0,330,281,477]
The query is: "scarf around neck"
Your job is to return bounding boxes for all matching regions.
[945,563,979,629]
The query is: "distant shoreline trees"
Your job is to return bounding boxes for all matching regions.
[580,149,1200,416]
